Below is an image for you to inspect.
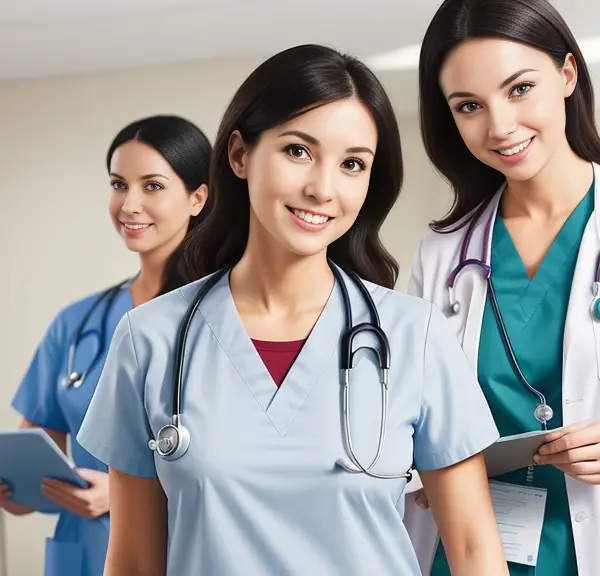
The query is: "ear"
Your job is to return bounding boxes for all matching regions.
[228,130,250,179]
[190,183,208,217]
[562,53,578,98]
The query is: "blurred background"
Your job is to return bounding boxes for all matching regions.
[1,0,599,573]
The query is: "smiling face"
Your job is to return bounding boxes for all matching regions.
[108,140,205,257]
[439,38,577,182]
[227,97,378,259]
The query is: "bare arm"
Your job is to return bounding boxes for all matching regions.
[0,418,67,516]
[104,467,167,576]
[420,453,508,576]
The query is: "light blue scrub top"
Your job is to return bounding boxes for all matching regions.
[78,269,499,576]
[12,283,133,576]
[432,185,593,575]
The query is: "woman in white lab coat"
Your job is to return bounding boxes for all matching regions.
[405,1,600,575]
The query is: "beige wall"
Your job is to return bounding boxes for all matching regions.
[0,58,450,575]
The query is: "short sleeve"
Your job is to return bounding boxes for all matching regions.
[77,314,157,478]
[12,315,69,433]
[413,304,499,470]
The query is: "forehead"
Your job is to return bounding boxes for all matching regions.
[110,140,174,177]
[439,38,556,95]
[270,98,377,148]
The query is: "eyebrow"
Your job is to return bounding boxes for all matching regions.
[278,130,375,156]
[446,68,538,101]
[110,172,170,180]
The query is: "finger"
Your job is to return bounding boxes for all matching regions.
[534,444,600,465]
[538,424,600,455]
[559,469,600,485]
[554,461,600,477]
[42,479,89,501]
[41,485,91,517]
[542,420,594,443]
[73,468,99,485]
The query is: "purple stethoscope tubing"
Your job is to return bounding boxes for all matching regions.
[446,211,557,430]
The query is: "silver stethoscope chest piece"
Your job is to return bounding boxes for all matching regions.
[534,403,554,425]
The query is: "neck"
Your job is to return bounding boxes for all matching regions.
[502,140,593,220]
[130,251,167,307]
[230,235,333,316]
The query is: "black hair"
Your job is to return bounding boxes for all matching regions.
[106,114,212,295]
[184,44,403,288]
[419,0,600,231]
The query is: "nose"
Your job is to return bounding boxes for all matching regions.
[120,187,144,215]
[487,101,517,141]
[304,164,335,204]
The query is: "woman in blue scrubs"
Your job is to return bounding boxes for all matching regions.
[0,115,211,576]
[78,45,509,576]
[406,1,600,574]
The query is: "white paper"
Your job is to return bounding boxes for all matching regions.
[489,480,547,566]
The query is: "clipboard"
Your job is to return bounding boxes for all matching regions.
[0,428,88,513]
[483,429,554,478]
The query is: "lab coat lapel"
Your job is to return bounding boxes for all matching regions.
[563,162,600,421]
[560,162,600,576]
[455,195,502,366]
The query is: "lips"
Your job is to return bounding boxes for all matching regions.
[495,137,533,156]
[286,206,332,225]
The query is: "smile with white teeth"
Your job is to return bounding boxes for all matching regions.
[497,138,532,156]
[122,223,151,230]
[292,208,330,225]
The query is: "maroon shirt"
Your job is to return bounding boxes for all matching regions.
[251,339,306,387]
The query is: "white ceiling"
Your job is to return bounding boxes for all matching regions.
[1,0,600,115]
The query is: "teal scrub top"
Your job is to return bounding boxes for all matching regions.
[432,184,594,576]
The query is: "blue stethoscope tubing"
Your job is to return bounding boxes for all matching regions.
[62,278,131,389]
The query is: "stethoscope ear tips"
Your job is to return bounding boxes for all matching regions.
[62,372,83,388]
[450,301,460,315]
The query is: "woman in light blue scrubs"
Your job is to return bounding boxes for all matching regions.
[407,1,600,574]
[78,45,509,576]
[0,115,211,576]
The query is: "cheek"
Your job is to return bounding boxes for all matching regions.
[147,195,190,224]
[108,193,123,220]
[339,180,369,221]
[248,157,297,209]
[523,95,565,138]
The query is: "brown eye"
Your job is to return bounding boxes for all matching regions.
[284,144,310,160]
[457,101,481,114]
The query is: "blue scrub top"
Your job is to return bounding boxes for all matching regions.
[78,268,499,576]
[12,283,133,576]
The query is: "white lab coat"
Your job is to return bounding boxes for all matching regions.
[404,162,600,575]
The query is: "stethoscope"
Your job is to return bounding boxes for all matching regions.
[445,206,595,431]
[62,278,131,389]
[147,261,413,481]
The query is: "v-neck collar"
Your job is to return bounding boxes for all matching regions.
[491,183,594,317]
[197,271,341,437]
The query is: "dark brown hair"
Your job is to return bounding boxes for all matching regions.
[107,115,212,295]
[184,44,403,288]
[419,0,600,231]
